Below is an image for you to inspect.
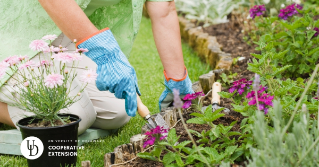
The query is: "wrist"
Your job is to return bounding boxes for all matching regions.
[164,67,188,82]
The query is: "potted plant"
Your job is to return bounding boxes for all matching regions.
[0,35,97,167]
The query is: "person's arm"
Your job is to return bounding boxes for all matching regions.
[146,1,185,79]
[38,0,98,42]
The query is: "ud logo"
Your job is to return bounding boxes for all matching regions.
[21,136,44,160]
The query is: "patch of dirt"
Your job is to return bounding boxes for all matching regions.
[27,120,74,128]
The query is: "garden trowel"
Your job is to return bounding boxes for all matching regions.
[202,82,230,113]
[136,94,170,132]
[211,82,230,113]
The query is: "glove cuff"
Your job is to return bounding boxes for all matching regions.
[76,27,110,48]
[163,67,188,82]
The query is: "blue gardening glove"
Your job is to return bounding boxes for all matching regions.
[77,28,141,117]
[159,68,194,111]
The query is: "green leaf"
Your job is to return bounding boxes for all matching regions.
[225,145,238,156]
[163,152,176,165]
[168,128,180,145]
[175,141,192,149]
[187,117,206,124]
[188,129,202,137]
[137,152,158,161]
[226,131,242,137]
[152,146,162,158]
[251,53,263,59]
[175,154,184,167]
[272,50,288,59]
[230,148,244,161]
[190,112,204,117]
[185,155,196,165]
[218,91,236,98]
[203,113,224,122]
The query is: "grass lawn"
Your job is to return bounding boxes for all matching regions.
[0,17,210,166]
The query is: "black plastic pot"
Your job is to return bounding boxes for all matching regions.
[17,114,81,167]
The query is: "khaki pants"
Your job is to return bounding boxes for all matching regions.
[0,33,130,135]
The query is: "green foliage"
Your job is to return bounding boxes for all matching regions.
[175,0,248,26]
[217,73,238,87]
[248,100,319,167]
[248,9,319,78]
[138,106,252,166]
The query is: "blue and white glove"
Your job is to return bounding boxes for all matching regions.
[77,28,141,117]
[158,68,194,111]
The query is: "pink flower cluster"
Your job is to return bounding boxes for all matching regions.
[314,27,319,37]
[249,5,266,19]
[278,3,302,20]
[52,53,82,63]
[182,91,205,109]
[229,78,252,95]
[143,126,168,148]
[246,86,274,114]
[44,73,64,88]
[0,55,30,78]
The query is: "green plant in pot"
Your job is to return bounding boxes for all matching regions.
[0,35,97,167]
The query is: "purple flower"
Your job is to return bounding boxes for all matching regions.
[249,5,266,19]
[182,91,205,109]
[143,126,168,148]
[253,74,260,91]
[314,27,319,37]
[173,89,183,109]
[229,78,252,95]
[246,87,273,114]
[278,3,302,20]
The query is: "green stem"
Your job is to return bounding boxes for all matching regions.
[281,64,319,138]
[177,108,212,167]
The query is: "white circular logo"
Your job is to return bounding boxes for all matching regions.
[20,136,44,160]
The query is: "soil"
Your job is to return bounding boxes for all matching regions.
[122,14,255,167]
[27,120,75,128]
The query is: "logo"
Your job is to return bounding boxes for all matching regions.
[20,136,44,160]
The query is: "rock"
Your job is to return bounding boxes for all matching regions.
[192,81,203,93]
[195,33,209,61]
[81,161,91,167]
[207,45,222,69]
[104,153,114,167]
[188,27,203,48]
[216,54,233,74]
[199,72,215,94]
[130,134,146,154]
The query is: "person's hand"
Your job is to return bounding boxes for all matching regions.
[158,68,194,111]
[77,28,140,117]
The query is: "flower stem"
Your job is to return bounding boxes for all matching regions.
[281,64,319,138]
[255,91,261,112]
[177,108,212,167]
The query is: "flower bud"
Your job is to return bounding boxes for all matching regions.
[24,81,29,87]
[73,39,77,43]
[77,93,81,96]
[253,73,260,91]
[31,94,34,96]
[64,69,68,74]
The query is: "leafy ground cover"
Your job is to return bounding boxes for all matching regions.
[0,17,210,166]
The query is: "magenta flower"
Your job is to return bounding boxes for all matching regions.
[249,5,266,19]
[278,4,302,20]
[18,60,35,70]
[29,40,49,51]
[246,86,273,114]
[143,126,168,148]
[80,69,98,83]
[44,74,64,88]
[173,89,183,109]
[229,78,252,95]
[4,56,20,66]
[181,91,204,109]
[314,27,319,37]
[42,35,57,41]
[76,48,89,53]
